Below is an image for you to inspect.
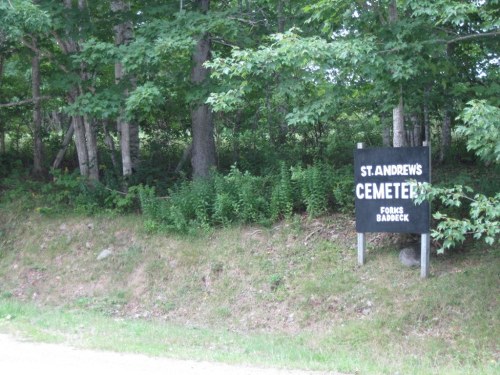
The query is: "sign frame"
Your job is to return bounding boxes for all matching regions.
[355,142,431,278]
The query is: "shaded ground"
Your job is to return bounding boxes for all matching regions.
[0,334,341,375]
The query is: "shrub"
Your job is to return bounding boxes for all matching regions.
[292,162,333,217]
[270,163,294,220]
[137,162,353,233]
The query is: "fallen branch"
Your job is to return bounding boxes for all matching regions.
[305,227,322,243]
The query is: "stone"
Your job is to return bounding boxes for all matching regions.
[97,248,113,260]
[399,247,420,267]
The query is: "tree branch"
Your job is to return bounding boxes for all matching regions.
[211,37,238,48]
[21,37,70,73]
[377,30,500,55]
[0,96,51,108]
[446,31,500,45]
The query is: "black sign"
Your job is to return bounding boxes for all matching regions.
[354,146,430,233]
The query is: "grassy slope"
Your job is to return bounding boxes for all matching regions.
[0,202,498,375]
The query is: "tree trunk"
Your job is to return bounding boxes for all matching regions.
[388,0,398,23]
[103,120,118,171]
[277,0,288,144]
[32,46,44,177]
[440,45,454,163]
[84,115,99,180]
[72,114,90,177]
[388,1,406,148]
[278,0,285,33]
[113,0,139,177]
[0,56,5,154]
[392,93,407,147]
[232,110,242,163]
[410,113,422,147]
[175,143,193,174]
[423,85,431,143]
[381,112,391,147]
[59,0,98,180]
[440,103,452,163]
[130,119,140,172]
[191,0,216,179]
[52,121,74,169]
[0,131,4,154]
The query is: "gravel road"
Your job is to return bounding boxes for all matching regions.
[0,334,342,375]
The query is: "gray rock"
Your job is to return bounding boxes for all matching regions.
[399,247,420,267]
[97,248,113,260]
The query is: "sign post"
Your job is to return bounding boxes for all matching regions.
[354,143,431,277]
[420,141,431,278]
[356,143,366,266]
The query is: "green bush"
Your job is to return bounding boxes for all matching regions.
[291,162,334,217]
[270,163,294,220]
[331,166,354,213]
[137,163,353,233]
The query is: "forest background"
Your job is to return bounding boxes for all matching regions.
[0,0,498,246]
[0,2,499,374]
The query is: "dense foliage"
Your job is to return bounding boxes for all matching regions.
[0,1,498,249]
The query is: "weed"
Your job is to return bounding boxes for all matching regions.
[269,274,283,291]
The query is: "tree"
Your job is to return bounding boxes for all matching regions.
[112,0,140,178]
[415,100,500,252]
[190,0,216,179]
[31,39,43,177]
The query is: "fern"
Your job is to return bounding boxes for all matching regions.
[270,163,294,220]
[292,162,333,217]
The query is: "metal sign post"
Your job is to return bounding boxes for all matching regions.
[420,141,431,278]
[356,143,366,266]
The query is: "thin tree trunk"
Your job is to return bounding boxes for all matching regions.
[392,93,406,147]
[59,0,95,179]
[440,103,452,163]
[381,112,391,147]
[440,45,454,163]
[0,56,5,154]
[388,1,406,148]
[84,116,99,180]
[423,85,431,143]
[0,131,4,154]
[72,114,89,177]
[103,120,118,171]
[113,0,139,177]
[277,0,288,144]
[388,0,398,23]
[118,117,132,176]
[232,111,242,163]
[32,46,44,177]
[130,119,139,172]
[52,121,74,169]
[278,0,285,33]
[191,0,216,179]
[175,143,193,174]
[410,113,422,147]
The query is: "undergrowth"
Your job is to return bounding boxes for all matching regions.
[137,163,353,233]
